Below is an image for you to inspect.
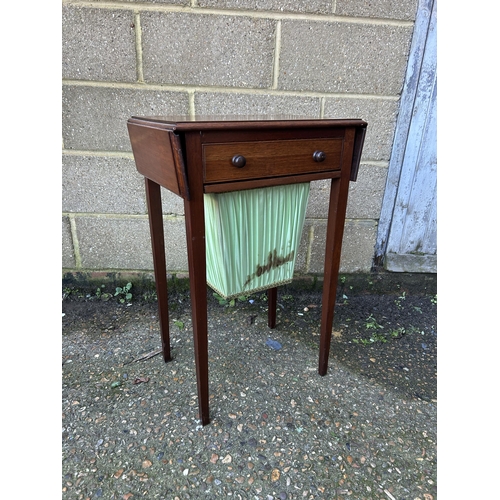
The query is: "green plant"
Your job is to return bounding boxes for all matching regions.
[115,282,133,303]
[353,315,401,345]
[389,327,406,339]
[365,314,383,330]
[370,332,389,343]
[174,320,184,330]
[353,337,371,345]
[95,285,112,301]
[353,331,389,345]
[394,291,406,308]
[142,289,157,302]
[431,294,437,305]
[213,292,248,307]
[63,287,86,300]
[213,292,232,306]
[353,322,422,346]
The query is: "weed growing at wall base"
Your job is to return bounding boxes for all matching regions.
[213,292,249,307]
[95,285,112,301]
[114,282,133,304]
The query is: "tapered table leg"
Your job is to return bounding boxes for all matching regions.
[318,128,356,376]
[183,133,210,425]
[318,177,349,376]
[145,178,172,363]
[184,205,210,424]
[268,287,277,329]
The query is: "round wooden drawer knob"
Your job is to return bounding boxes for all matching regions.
[231,155,247,168]
[313,151,326,162]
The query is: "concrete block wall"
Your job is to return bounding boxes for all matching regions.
[62,0,417,278]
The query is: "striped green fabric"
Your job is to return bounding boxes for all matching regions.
[204,183,310,299]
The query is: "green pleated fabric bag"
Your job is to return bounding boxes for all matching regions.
[204,183,310,299]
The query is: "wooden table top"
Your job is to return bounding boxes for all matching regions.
[128,115,368,131]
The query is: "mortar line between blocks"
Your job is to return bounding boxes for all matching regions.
[63,1,414,27]
[62,150,135,159]
[271,20,282,90]
[63,212,185,221]
[188,91,196,118]
[69,214,82,269]
[62,80,399,101]
[63,267,190,275]
[134,11,144,83]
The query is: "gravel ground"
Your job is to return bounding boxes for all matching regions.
[62,274,437,500]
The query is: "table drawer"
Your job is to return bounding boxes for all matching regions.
[203,138,343,184]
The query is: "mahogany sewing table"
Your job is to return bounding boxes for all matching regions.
[127,116,367,425]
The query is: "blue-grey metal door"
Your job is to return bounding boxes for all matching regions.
[375,0,437,273]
